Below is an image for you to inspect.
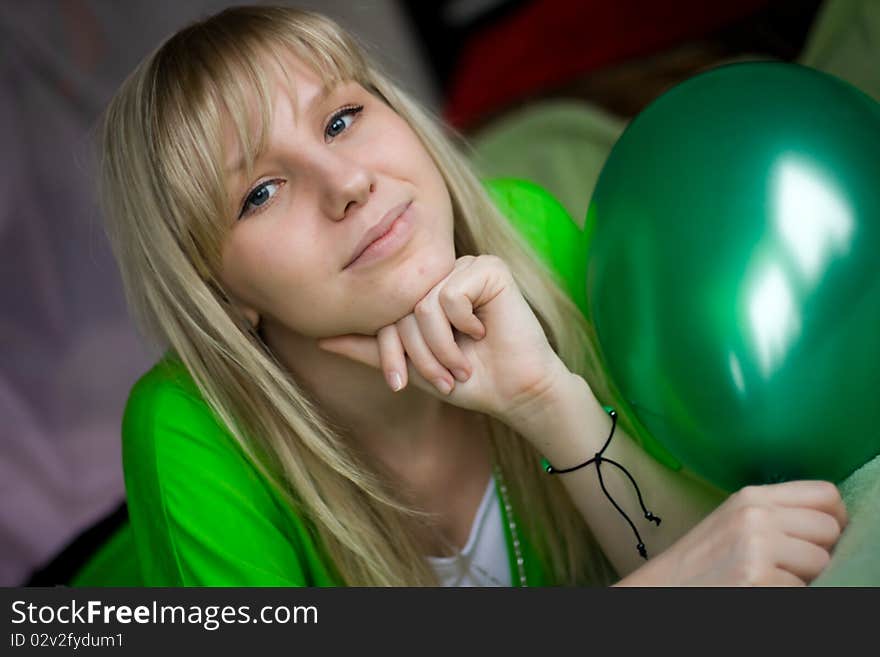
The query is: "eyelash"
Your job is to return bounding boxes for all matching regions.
[325,104,364,141]
[238,178,286,219]
[237,104,365,219]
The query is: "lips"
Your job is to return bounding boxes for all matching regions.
[343,200,411,269]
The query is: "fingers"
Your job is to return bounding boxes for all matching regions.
[413,295,474,384]
[320,255,498,394]
[434,274,486,341]
[316,334,381,369]
[392,256,493,393]
[772,535,831,584]
[723,483,844,586]
[397,315,456,395]
[774,507,843,550]
[317,309,471,396]
[377,325,406,392]
[745,480,848,531]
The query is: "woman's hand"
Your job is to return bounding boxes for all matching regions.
[317,255,567,421]
[617,480,848,586]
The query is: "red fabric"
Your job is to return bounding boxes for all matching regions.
[444,0,772,129]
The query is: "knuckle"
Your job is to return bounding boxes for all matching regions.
[413,298,433,318]
[438,287,457,307]
[736,485,762,505]
[734,505,769,532]
[481,254,504,269]
[814,480,841,502]
[821,513,842,540]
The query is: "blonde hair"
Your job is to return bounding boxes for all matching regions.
[100,5,616,586]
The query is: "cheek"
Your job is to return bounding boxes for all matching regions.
[221,232,330,324]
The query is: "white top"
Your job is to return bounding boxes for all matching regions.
[427,475,511,587]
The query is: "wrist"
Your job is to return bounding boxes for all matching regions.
[501,363,610,464]
[498,355,574,433]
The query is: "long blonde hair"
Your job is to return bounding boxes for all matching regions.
[99,5,616,586]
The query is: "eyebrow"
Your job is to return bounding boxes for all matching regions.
[224,81,337,176]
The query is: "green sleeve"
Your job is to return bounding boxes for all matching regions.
[122,357,338,586]
[483,177,590,316]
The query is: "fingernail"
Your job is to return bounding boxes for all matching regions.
[433,378,453,395]
[452,368,469,382]
[388,371,403,392]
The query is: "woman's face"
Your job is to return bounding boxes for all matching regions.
[219,56,455,338]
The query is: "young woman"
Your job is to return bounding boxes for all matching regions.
[98,5,847,586]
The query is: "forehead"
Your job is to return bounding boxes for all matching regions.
[242,48,333,114]
[219,49,342,173]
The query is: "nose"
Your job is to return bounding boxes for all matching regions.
[311,149,376,221]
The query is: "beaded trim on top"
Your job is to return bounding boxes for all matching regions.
[493,464,527,587]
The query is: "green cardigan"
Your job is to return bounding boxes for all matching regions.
[73,178,584,587]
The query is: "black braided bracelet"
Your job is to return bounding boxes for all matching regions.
[541,406,661,559]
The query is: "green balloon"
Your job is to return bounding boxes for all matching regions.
[586,62,880,492]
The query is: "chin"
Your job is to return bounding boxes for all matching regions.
[404,245,456,298]
[366,248,455,329]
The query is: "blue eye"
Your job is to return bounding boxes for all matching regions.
[239,179,284,218]
[325,105,363,140]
